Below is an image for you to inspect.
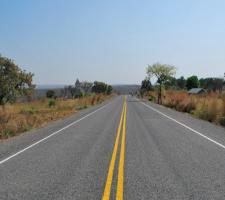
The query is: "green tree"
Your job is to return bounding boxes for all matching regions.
[68,85,75,98]
[75,78,80,89]
[164,76,177,89]
[177,76,186,89]
[147,63,176,104]
[46,90,55,98]
[199,78,223,92]
[186,76,199,90]
[62,85,82,99]
[0,55,35,105]
[80,81,93,94]
[106,85,113,95]
[74,88,83,98]
[199,78,206,88]
[141,79,152,91]
[140,79,152,97]
[92,81,108,93]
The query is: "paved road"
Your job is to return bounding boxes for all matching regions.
[1,96,225,199]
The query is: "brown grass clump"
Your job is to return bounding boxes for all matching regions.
[159,90,225,126]
[193,98,222,122]
[163,91,197,113]
[0,94,112,139]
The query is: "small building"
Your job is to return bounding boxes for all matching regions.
[188,88,206,95]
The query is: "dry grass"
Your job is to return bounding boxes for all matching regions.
[0,94,112,139]
[147,90,225,126]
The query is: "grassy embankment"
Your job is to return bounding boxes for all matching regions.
[0,94,112,139]
[148,91,225,127]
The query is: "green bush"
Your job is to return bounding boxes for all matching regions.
[48,99,56,108]
[148,95,156,102]
[1,130,14,138]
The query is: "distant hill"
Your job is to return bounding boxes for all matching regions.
[112,84,140,94]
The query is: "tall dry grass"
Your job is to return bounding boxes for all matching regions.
[162,91,225,126]
[0,94,112,139]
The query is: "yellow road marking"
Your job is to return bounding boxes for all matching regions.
[116,99,126,200]
[102,100,125,200]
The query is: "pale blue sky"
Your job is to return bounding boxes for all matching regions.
[1,0,225,85]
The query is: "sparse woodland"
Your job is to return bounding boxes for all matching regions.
[140,63,225,127]
[0,55,113,139]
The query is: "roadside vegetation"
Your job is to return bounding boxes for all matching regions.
[0,94,112,139]
[146,90,225,126]
[0,55,113,139]
[139,63,225,127]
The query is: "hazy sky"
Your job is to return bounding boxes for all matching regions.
[1,0,225,85]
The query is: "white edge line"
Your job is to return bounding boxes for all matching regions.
[0,104,108,165]
[141,101,225,150]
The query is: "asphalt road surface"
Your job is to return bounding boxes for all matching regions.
[1,96,225,200]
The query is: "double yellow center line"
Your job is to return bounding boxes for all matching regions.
[102,97,127,200]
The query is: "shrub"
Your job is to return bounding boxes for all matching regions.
[192,98,221,122]
[48,99,56,108]
[160,90,225,125]
[193,102,209,121]
[1,130,13,138]
[148,96,156,102]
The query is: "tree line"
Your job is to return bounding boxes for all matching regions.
[164,75,224,91]
[0,54,113,105]
[140,62,225,104]
[47,80,113,99]
[141,74,224,94]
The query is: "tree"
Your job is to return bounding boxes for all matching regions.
[140,79,152,97]
[0,55,35,105]
[46,90,55,98]
[164,76,177,89]
[199,78,205,88]
[186,76,199,90]
[176,76,186,89]
[92,81,108,93]
[80,81,93,94]
[61,86,70,98]
[147,63,176,104]
[75,78,80,89]
[61,85,82,99]
[74,88,83,98]
[68,85,75,98]
[141,79,152,91]
[200,78,223,92]
[106,85,113,95]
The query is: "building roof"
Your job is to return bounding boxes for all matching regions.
[188,88,205,94]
